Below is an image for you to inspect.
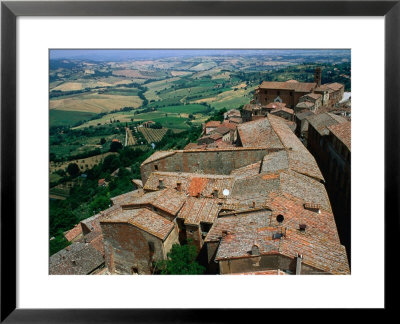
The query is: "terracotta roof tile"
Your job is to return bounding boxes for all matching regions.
[144,172,235,198]
[49,242,104,275]
[328,121,351,151]
[307,112,347,136]
[178,197,221,225]
[258,81,316,93]
[64,224,83,241]
[237,118,284,149]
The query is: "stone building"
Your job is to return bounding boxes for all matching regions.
[269,106,295,121]
[253,68,344,110]
[306,113,350,257]
[254,80,316,109]
[298,93,323,112]
[294,110,315,142]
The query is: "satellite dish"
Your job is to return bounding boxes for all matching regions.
[222,189,230,196]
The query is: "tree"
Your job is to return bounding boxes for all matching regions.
[100,138,106,145]
[110,141,123,152]
[67,163,80,177]
[156,240,205,274]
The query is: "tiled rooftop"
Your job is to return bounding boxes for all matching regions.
[270,107,294,115]
[307,112,347,136]
[110,189,145,206]
[141,151,176,165]
[326,82,344,91]
[296,101,315,109]
[230,161,261,179]
[101,207,174,240]
[205,121,221,128]
[302,93,322,100]
[279,171,331,212]
[64,224,82,242]
[136,189,187,216]
[265,102,287,109]
[49,242,104,275]
[237,118,284,149]
[144,172,235,198]
[178,197,221,225]
[328,121,351,151]
[268,115,324,181]
[258,81,316,93]
[261,151,289,174]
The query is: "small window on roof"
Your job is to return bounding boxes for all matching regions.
[276,215,284,223]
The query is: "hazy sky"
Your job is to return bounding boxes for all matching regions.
[50,49,350,61]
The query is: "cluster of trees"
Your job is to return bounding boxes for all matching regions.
[205,108,227,123]
[155,240,205,274]
[156,125,202,150]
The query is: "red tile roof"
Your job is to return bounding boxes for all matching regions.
[205,121,221,128]
[144,172,235,199]
[64,224,83,242]
[328,121,351,151]
[237,118,284,149]
[178,197,221,225]
[258,81,316,93]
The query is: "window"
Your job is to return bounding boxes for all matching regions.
[277,91,280,96]
[154,164,158,171]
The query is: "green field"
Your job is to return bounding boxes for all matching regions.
[50,110,97,127]
[158,104,209,114]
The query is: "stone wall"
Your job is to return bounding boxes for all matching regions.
[141,148,269,185]
[101,222,167,275]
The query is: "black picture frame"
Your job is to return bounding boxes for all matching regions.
[1,0,398,322]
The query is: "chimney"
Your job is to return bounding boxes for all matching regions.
[176,182,182,192]
[222,230,231,237]
[296,253,303,275]
[299,224,307,231]
[314,67,322,87]
[158,178,164,189]
[304,203,321,213]
[212,188,218,198]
